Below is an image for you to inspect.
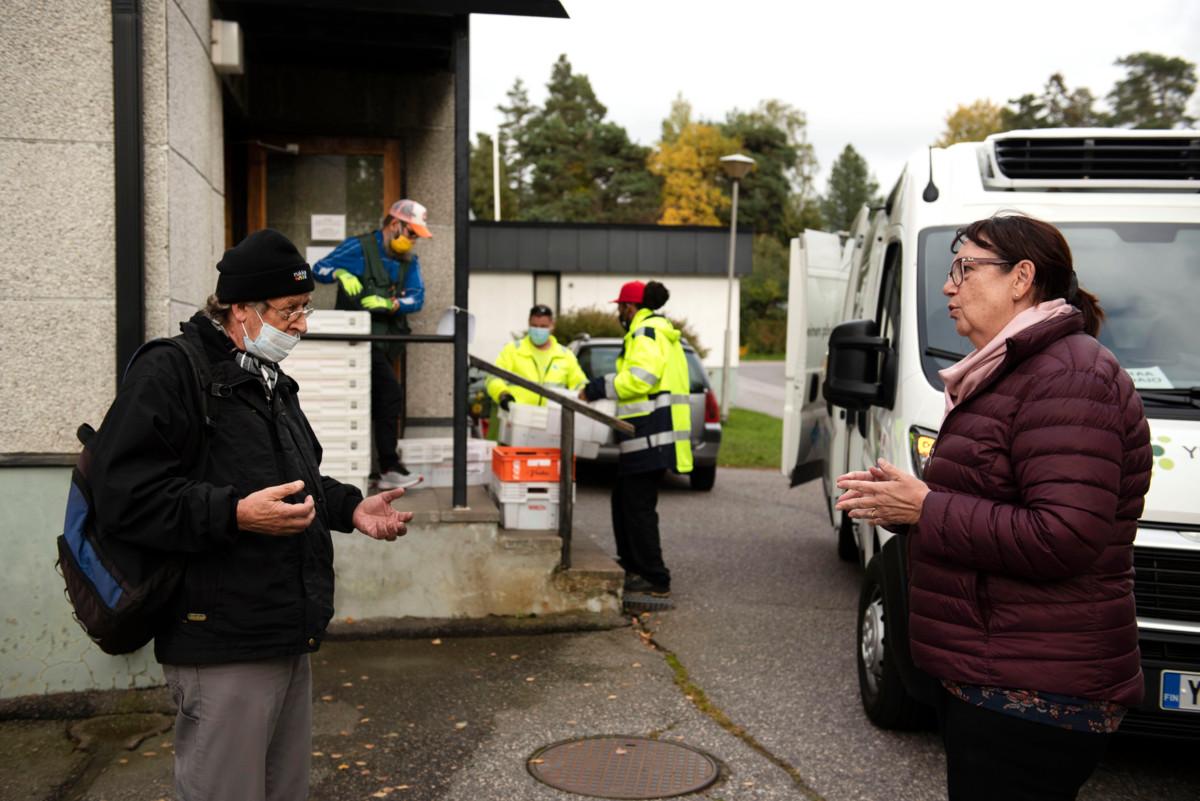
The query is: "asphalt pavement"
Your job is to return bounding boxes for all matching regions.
[2,467,1197,800]
[735,361,786,418]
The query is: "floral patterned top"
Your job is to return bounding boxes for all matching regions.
[942,680,1125,734]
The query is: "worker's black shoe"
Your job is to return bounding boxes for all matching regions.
[624,575,670,597]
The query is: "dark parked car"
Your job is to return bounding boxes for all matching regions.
[569,336,722,491]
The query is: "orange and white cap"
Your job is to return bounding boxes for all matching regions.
[388,199,432,238]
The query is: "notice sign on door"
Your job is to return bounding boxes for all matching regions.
[310,214,346,242]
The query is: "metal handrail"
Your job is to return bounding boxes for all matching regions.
[470,355,632,568]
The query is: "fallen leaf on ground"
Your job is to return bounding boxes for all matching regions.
[360,717,371,723]
[357,704,366,710]
[372,792,390,798]
[631,662,642,668]
[364,743,376,749]
[312,751,324,757]
[431,639,443,645]
[385,732,399,738]
[360,675,369,681]
[607,694,618,700]
[118,758,128,765]
[356,760,368,766]
[342,682,354,687]
[331,753,343,759]
[142,751,157,757]
[509,654,519,660]
[529,758,545,764]
[455,721,468,729]
[320,695,334,702]
[337,763,349,771]
[525,676,536,682]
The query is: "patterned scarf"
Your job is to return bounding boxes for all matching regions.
[208,316,278,397]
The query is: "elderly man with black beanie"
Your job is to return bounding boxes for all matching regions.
[88,228,414,801]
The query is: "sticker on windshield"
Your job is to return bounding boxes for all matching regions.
[1125,366,1174,389]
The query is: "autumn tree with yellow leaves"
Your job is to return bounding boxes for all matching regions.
[648,97,743,226]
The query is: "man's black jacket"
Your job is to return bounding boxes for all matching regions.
[90,312,362,664]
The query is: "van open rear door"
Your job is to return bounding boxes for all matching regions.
[782,230,851,484]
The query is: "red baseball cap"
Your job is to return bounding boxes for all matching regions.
[612,280,645,304]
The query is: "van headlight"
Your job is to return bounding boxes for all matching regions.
[909,426,938,479]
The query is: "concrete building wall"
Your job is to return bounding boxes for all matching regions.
[0,0,119,455]
[0,0,226,699]
[398,77,457,424]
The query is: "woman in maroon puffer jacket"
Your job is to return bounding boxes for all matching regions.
[836,213,1151,801]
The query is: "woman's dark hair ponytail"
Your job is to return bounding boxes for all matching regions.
[1071,285,1104,339]
[640,281,670,311]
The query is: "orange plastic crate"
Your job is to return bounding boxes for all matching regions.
[491,446,575,482]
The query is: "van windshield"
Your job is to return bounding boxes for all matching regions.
[918,223,1200,397]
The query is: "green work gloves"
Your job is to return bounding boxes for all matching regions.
[333,269,363,297]
[360,295,394,311]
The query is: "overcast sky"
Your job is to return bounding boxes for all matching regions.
[470,0,1200,194]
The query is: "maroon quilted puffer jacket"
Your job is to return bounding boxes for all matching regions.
[909,311,1152,706]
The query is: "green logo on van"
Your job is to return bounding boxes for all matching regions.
[1153,436,1174,470]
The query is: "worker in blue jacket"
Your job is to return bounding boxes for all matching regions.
[313,199,429,490]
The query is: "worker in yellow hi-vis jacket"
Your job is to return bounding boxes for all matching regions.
[487,304,587,411]
[581,280,692,598]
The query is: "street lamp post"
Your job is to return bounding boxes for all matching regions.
[718,153,754,422]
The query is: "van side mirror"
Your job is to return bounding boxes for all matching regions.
[822,319,896,411]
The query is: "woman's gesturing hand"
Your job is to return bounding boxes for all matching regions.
[835,459,930,527]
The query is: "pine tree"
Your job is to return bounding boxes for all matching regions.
[820,145,880,234]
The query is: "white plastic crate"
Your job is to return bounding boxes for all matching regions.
[498,402,611,453]
[302,395,367,416]
[407,459,489,488]
[499,496,559,530]
[314,430,368,456]
[305,310,371,335]
[488,476,574,504]
[298,375,366,395]
[397,437,495,464]
[320,454,370,476]
[308,413,370,438]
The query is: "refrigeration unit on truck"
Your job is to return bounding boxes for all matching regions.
[783,128,1200,738]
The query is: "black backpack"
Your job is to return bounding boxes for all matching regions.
[56,334,214,654]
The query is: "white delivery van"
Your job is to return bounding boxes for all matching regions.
[784,129,1200,737]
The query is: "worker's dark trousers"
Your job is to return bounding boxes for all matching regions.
[371,346,404,473]
[611,468,670,589]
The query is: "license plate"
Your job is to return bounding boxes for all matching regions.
[1160,670,1200,712]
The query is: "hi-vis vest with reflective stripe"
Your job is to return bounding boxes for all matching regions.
[486,335,586,407]
[605,308,693,474]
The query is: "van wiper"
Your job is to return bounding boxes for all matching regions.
[925,346,968,362]
[1137,387,1200,408]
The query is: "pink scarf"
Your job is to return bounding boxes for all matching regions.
[939,299,1075,415]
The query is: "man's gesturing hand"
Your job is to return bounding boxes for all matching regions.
[352,488,415,541]
[237,480,315,536]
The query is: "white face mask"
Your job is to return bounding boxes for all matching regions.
[242,308,300,363]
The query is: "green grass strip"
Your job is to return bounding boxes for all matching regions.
[718,407,783,470]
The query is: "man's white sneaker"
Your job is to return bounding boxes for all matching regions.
[376,470,422,490]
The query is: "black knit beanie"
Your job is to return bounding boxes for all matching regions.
[215,228,314,303]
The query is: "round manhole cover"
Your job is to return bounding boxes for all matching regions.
[527,735,720,799]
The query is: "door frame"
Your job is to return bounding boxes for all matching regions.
[245,137,403,233]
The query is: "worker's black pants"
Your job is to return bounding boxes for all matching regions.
[371,346,404,474]
[611,468,670,589]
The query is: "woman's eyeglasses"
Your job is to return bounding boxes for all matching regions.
[948,257,1010,286]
